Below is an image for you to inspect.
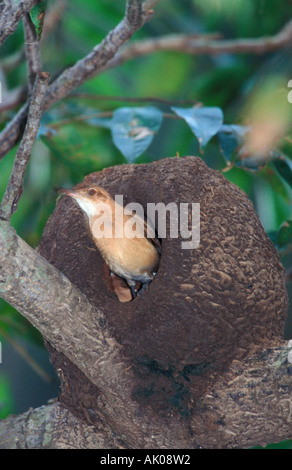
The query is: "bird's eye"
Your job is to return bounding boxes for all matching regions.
[88,188,97,196]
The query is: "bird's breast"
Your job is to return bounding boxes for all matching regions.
[90,230,159,282]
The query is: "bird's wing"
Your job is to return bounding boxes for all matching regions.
[143,218,161,254]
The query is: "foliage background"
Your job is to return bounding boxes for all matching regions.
[0,0,292,448]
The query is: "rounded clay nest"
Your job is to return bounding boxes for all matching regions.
[39,156,288,417]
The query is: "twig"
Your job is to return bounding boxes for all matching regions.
[1,48,26,73]
[1,0,67,73]
[105,18,292,71]
[67,92,198,106]
[0,0,39,47]
[0,85,27,113]
[0,71,50,221]
[142,0,161,12]
[0,102,30,160]
[43,16,292,100]
[48,111,113,128]
[48,110,180,129]
[42,0,67,39]
[42,0,152,109]
[23,13,42,93]
[0,0,157,160]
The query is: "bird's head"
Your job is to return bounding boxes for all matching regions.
[59,185,112,219]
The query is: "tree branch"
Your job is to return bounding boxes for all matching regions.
[190,342,292,448]
[106,18,292,70]
[46,109,180,129]
[0,401,115,449]
[126,0,143,28]
[0,71,50,221]
[0,0,38,47]
[0,102,29,160]
[0,343,291,449]
[0,0,157,160]
[41,0,67,40]
[42,0,152,110]
[0,221,190,448]
[23,13,42,93]
[67,92,197,106]
[142,0,161,12]
[0,85,27,113]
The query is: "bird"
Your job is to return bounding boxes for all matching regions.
[59,184,161,300]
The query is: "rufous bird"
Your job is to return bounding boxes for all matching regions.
[59,185,160,300]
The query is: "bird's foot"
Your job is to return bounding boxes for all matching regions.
[137,281,150,298]
[130,284,137,299]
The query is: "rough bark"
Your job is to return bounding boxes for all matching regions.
[0,341,291,449]
[0,401,113,449]
[0,71,50,220]
[0,0,38,47]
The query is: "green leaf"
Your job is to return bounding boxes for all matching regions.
[274,220,292,249]
[0,375,15,419]
[41,122,126,174]
[110,107,163,163]
[171,106,223,150]
[29,1,47,41]
[258,164,290,202]
[272,154,292,189]
[218,125,250,163]
[269,206,292,249]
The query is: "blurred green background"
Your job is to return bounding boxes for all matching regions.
[0,0,292,448]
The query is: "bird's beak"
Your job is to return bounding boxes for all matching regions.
[58,188,79,199]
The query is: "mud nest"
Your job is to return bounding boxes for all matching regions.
[39,156,287,420]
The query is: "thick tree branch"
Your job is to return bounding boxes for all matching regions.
[0,402,115,449]
[0,0,38,47]
[0,343,290,448]
[0,71,50,221]
[190,342,292,448]
[0,222,190,448]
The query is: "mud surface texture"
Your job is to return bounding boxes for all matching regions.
[39,156,287,422]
